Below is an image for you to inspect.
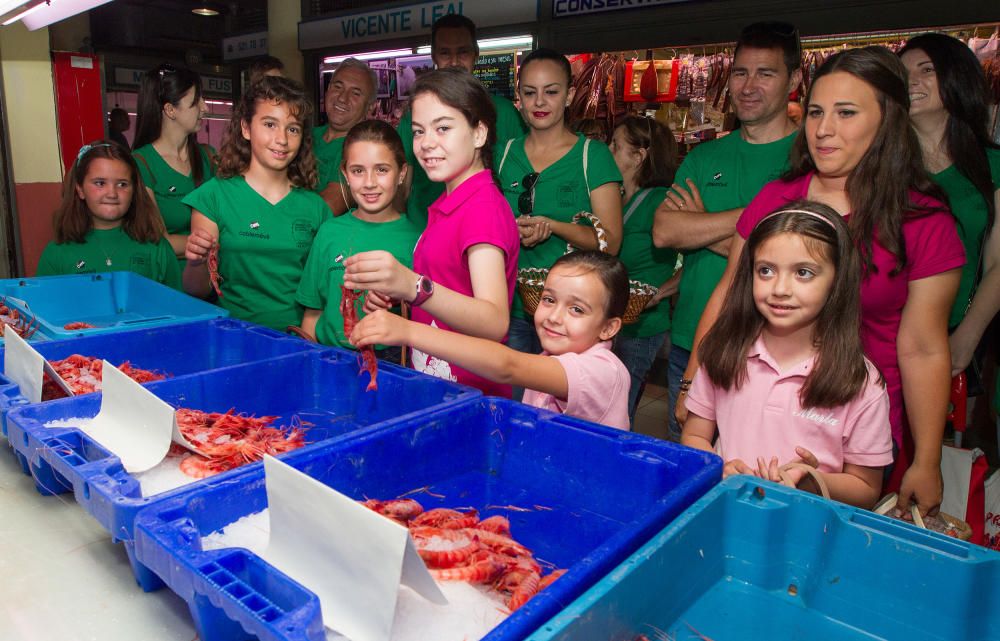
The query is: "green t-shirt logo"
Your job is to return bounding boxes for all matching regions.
[292,218,315,248]
[558,181,579,208]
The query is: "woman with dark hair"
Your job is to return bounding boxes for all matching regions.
[608,115,680,421]
[133,63,215,262]
[497,48,623,370]
[900,34,1000,387]
[686,47,965,517]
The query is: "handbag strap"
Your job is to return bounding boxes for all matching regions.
[582,137,591,193]
[498,138,514,174]
[778,462,830,500]
[623,188,652,226]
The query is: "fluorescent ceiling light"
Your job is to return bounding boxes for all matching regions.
[416,34,533,55]
[2,0,46,26]
[324,48,414,64]
[192,7,219,16]
[22,0,114,30]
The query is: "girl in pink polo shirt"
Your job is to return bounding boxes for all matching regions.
[343,68,519,396]
[351,251,631,430]
[683,202,892,508]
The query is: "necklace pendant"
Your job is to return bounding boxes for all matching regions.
[106,258,112,266]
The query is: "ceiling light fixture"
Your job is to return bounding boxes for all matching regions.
[416,34,534,55]
[20,0,113,30]
[324,48,415,64]
[192,6,219,16]
[1,0,46,26]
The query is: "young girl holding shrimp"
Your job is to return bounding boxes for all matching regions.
[343,67,520,396]
[296,120,421,351]
[681,202,892,508]
[352,251,631,430]
[183,76,328,331]
[37,140,181,289]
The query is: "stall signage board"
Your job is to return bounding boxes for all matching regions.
[109,65,233,96]
[553,0,695,18]
[223,31,268,61]
[299,0,538,50]
[473,53,515,99]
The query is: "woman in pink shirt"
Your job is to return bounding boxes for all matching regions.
[685,47,964,517]
[344,68,520,396]
[683,203,892,508]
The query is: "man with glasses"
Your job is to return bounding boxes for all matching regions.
[315,58,378,215]
[397,14,528,228]
[652,22,803,440]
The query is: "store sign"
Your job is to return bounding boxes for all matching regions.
[223,31,268,61]
[299,0,537,49]
[109,66,233,95]
[473,53,515,99]
[553,0,694,18]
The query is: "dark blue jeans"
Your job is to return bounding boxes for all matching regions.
[613,332,668,425]
[666,344,691,441]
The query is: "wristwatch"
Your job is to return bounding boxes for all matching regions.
[412,274,435,307]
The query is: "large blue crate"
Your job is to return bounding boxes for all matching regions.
[5,349,477,590]
[0,318,318,442]
[133,397,722,641]
[528,475,1000,641]
[0,272,227,341]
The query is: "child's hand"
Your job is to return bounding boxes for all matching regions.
[343,251,416,302]
[350,309,408,348]
[363,291,395,315]
[722,458,755,478]
[185,229,216,264]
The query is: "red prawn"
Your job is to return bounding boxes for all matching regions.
[412,507,479,530]
[340,285,378,391]
[41,355,166,400]
[410,527,481,568]
[208,244,223,297]
[0,298,39,339]
[63,322,96,330]
[429,549,506,583]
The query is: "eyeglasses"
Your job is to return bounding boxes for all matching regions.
[518,172,539,216]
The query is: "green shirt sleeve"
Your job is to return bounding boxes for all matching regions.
[295,223,329,310]
[493,95,528,147]
[183,179,220,223]
[585,139,623,191]
[36,243,61,276]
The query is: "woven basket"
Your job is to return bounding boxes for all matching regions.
[516,213,656,324]
[873,493,973,541]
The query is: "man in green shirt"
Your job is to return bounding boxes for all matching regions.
[397,14,527,228]
[315,58,377,215]
[652,22,802,438]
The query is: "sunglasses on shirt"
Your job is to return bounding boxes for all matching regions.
[518,172,540,216]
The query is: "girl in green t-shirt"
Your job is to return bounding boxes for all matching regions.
[608,115,681,422]
[133,64,216,260]
[37,140,181,289]
[183,76,327,331]
[296,120,420,356]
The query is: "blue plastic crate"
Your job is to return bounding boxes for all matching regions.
[528,476,1000,641]
[133,397,722,641]
[0,272,227,341]
[5,349,477,590]
[0,318,318,445]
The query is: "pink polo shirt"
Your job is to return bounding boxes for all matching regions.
[522,340,631,430]
[411,169,520,397]
[686,337,893,472]
[736,172,965,446]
